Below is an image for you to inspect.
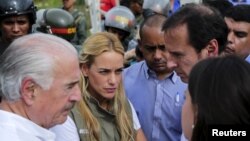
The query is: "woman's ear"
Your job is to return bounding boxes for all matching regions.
[80,63,89,77]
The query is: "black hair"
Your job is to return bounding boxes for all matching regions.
[189,55,250,141]
[203,0,233,17]
[162,3,228,54]
[225,4,250,23]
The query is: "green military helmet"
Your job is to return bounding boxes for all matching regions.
[36,8,76,41]
[104,6,136,34]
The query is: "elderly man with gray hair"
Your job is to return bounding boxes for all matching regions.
[0,33,82,141]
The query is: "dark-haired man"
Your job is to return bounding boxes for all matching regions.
[161,3,228,140]
[224,4,250,63]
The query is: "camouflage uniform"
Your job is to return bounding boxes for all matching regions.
[70,9,87,46]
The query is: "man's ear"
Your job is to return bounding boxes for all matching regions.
[206,39,219,57]
[20,78,37,106]
[80,63,89,77]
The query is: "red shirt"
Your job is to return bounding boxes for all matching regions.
[100,0,117,12]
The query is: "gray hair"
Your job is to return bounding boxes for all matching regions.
[0,33,77,101]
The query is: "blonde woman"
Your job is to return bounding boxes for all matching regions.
[50,32,146,141]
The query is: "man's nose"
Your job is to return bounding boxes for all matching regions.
[70,85,82,102]
[164,51,178,69]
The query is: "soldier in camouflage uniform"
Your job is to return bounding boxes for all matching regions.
[62,0,87,46]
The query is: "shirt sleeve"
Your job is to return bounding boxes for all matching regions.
[49,116,80,141]
[128,100,141,130]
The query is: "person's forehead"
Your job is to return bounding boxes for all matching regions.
[141,26,164,42]
[142,25,163,34]
[232,24,250,33]
[164,24,188,37]
[2,15,29,21]
[92,51,124,67]
[225,17,250,26]
[164,25,190,47]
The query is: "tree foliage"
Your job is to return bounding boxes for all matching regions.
[33,0,62,9]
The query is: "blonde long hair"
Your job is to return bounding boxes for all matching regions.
[78,32,134,141]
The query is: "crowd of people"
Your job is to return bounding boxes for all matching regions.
[1,0,250,141]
